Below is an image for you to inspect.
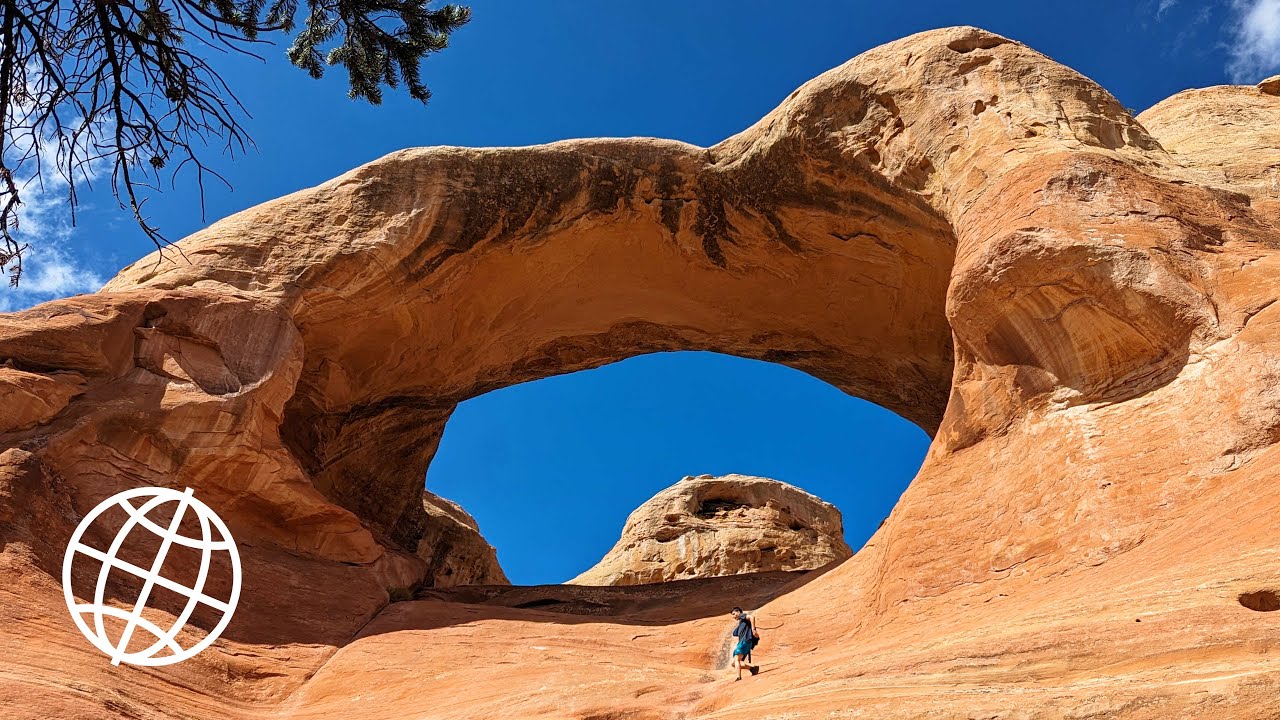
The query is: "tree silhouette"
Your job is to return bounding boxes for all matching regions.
[0,0,470,285]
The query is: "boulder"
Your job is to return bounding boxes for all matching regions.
[571,474,852,585]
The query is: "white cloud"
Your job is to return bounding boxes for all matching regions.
[0,244,104,313]
[1,104,108,312]
[0,170,106,313]
[1157,0,1179,20]
[1227,0,1280,82]
[0,204,105,312]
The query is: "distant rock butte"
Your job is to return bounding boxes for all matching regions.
[571,474,852,586]
[2,25,1280,720]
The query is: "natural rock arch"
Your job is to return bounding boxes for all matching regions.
[2,25,1280,719]
[108,102,962,553]
[103,25,1206,555]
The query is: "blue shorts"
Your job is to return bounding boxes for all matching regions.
[733,638,752,658]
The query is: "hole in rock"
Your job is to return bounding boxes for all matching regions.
[695,500,750,519]
[427,351,930,585]
[1239,590,1280,612]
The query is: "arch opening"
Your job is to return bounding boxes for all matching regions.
[275,197,957,558]
[266,139,960,561]
[424,350,932,585]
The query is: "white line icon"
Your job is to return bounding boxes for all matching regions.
[61,486,242,666]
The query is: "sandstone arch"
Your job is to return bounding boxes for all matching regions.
[102,24,1199,552]
[2,25,1280,719]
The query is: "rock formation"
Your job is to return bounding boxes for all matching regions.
[417,490,508,587]
[571,474,852,586]
[2,25,1279,720]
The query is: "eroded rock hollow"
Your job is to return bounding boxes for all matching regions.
[2,25,1279,720]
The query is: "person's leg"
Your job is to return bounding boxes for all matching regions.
[733,653,744,680]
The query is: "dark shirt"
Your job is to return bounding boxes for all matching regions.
[732,616,752,640]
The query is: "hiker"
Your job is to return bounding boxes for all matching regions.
[729,606,759,680]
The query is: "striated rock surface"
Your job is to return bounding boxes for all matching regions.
[417,490,508,587]
[571,474,852,586]
[1137,80,1280,201]
[2,25,1280,720]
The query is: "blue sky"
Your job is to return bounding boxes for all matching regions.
[3,1,1278,583]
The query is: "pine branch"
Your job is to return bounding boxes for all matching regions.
[0,0,469,287]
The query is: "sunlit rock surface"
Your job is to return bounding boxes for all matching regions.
[570,474,852,586]
[2,25,1279,720]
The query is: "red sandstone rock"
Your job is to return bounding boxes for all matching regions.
[416,490,508,587]
[571,474,852,586]
[1,25,1279,720]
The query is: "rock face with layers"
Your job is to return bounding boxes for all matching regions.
[2,25,1280,720]
[417,490,508,587]
[571,474,852,586]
